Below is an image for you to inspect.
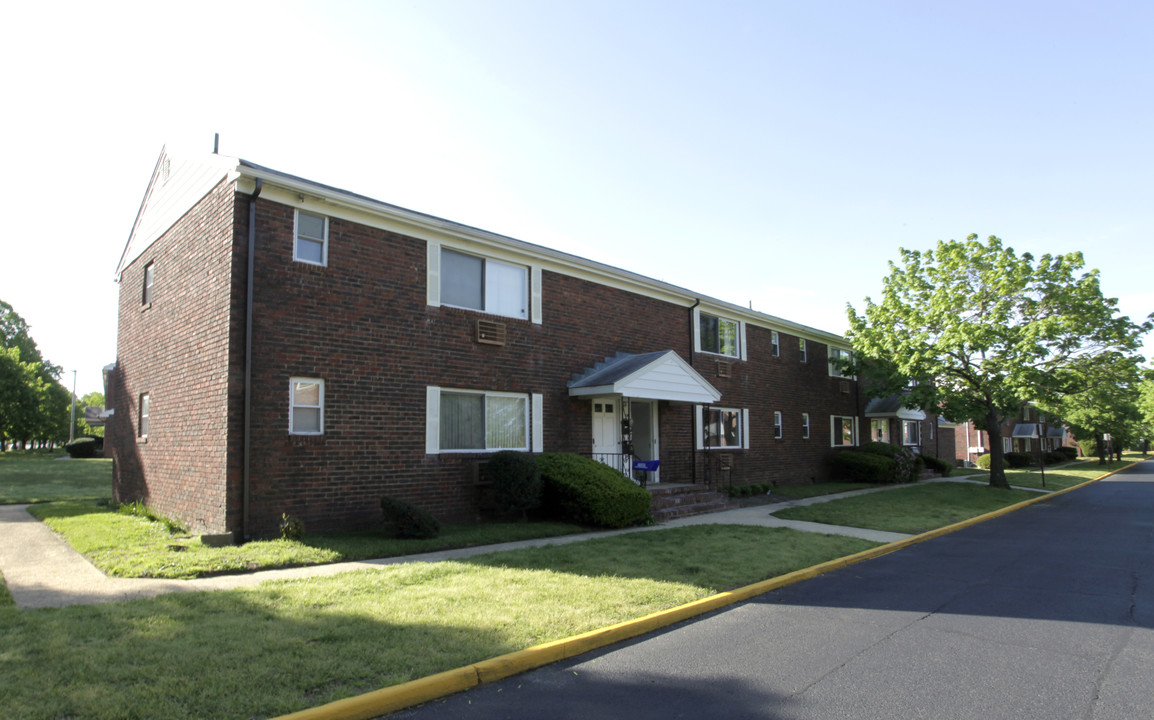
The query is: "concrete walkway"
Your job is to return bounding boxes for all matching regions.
[0,479,1045,611]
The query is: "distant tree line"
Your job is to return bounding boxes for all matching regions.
[0,299,79,450]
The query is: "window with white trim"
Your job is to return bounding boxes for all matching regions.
[799,339,807,363]
[290,378,324,435]
[294,210,329,266]
[138,393,150,438]
[142,262,155,306]
[698,312,740,358]
[831,415,857,447]
[870,418,889,443]
[801,412,810,439]
[774,411,783,439]
[441,248,528,320]
[1002,437,1012,453]
[903,420,920,446]
[437,389,528,451]
[828,347,853,378]
[702,406,745,448]
[771,331,780,357]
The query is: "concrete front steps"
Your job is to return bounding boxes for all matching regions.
[648,484,730,522]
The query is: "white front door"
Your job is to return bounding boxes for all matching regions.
[591,398,621,471]
[630,400,660,484]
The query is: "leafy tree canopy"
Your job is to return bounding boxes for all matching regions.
[847,235,1151,488]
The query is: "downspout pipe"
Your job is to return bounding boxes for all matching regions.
[243,178,262,542]
[688,299,700,485]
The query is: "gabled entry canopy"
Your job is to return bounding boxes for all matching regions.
[864,394,926,421]
[568,351,721,404]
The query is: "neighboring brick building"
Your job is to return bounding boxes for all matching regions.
[953,404,1073,467]
[107,147,867,540]
[862,395,957,465]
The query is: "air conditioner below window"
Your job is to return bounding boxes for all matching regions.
[476,319,507,346]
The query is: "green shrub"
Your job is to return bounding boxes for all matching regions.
[859,441,901,458]
[380,496,440,539]
[831,451,897,484]
[920,454,953,476]
[1056,446,1078,461]
[64,436,100,459]
[975,453,992,469]
[486,451,542,519]
[1043,450,1066,465]
[279,513,305,541]
[1004,451,1033,468]
[535,452,651,528]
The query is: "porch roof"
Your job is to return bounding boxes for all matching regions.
[568,351,721,404]
[864,394,926,421]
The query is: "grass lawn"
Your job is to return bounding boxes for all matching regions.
[773,482,1043,534]
[974,454,1146,491]
[27,500,589,579]
[0,525,877,720]
[0,451,112,504]
[771,482,873,499]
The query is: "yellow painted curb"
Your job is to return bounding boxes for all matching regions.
[270,461,1141,720]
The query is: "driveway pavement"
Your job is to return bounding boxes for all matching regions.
[390,462,1154,720]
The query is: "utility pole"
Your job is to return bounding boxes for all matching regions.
[68,370,77,444]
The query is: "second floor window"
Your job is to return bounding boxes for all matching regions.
[441,248,528,320]
[295,211,329,266]
[699,313,739,357]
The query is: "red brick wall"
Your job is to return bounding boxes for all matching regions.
[107,179,247,534]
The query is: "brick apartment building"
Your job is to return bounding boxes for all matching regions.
[106,147,948,540]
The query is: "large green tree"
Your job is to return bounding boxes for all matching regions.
[847,235,1151,489]
[0,300,69,448]
[1043,355,1143,463]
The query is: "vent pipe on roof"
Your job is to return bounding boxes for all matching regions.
[213,133,220,154]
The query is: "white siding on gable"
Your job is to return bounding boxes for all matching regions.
[117,148,240,279]
[616,354,721,404]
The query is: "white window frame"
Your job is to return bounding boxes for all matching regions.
[771,330,780,357]
[138,392,150,438]
[437,247,529,321]
[799,338,807,363]
[774,411,783,439]
[801,412,810,439]
[871,418,889,443]
[903,420,921,446]
[828,347,854,378]
[696,406,750,450]
[425,387,540,454]
[289,378,325,435]
[831,415,858,447]
[142,262,155,306]
[294,210,329,266]
[1003,437,1013,453]
[693,308,746,360]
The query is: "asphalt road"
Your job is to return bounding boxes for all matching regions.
[392,462,1154,720]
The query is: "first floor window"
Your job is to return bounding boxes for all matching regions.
[1003,437,1012,453]
[439,390,527,451]
[871,418,889,443]
[294,210,329,266]
[903,420,920,446]
[290,378,324,435]
[699,312,740,357]
[801,412,810,439]
[138,393,150,438]
[831,415,857,446]
[703,407,744,448]
[774,411,783,439]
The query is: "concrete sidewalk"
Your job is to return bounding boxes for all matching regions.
[0,479,1038,611]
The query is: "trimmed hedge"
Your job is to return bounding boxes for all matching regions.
[859,441,901,459]
[380,496,440,539]
[920,454,953,476]
[535,452,651,528]
[1056,446,1078,461]
[1043,450,1066,465]
[1004,451,1033,468]
[64,436,100,459]
[486,451,542,519]
[975,453,992,469]
[831,451,897,484]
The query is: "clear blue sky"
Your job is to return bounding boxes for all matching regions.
[2,0,1151,396]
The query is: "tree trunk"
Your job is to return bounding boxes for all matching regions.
[984,408,1011,489]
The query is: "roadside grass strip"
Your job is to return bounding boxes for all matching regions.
[0,526,876,720]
